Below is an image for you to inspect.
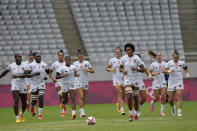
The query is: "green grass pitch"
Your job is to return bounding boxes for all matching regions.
[0,101,197,131]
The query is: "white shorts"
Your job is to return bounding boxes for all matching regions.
[55,80,62,88]
[124,78,139,88]
[113,78,122,86]
[11,80,27,94]
[30,82,45,92]
[168,79,184,91]
[62,82,75,92]
[75,80,89,90]
[152,80,167,90]
[138,80,146,91]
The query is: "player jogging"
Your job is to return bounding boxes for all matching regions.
[73,49,94,118]
[0,53,27,122]
[119,43,145,121]
[163,50,189,116]
[49,50,67,117]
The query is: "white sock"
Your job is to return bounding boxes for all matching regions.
[129,110,133,116]
[16,116,19,119]
[39,108,43,115]
[80,108,85,115]
[161,104,165,113]
[72,110,76,114]
[134,110,139,116]
[120,107,124,111]
[178,108,182,114]
[61,109,65,113]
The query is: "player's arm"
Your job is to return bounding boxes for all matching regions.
[162,67,175,74]
[75,71,80,77]
[56,72,69,79]
[131,64,144,73]
[0,70,9,79]
[106,65,116,72]
[149,69,160,76]
[119,65,127,75]
[183,65,189,78]
[49,68,57,83]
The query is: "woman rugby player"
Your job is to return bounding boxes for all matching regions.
[163,50,189,116]
[106,47,125,115]
[0,54,27,122]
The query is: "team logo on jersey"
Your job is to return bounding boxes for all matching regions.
[133,59,136,63]
[84,64,88,67]
[179,65,182,67]
[42,66,45,69]
[179,84,182,87]
[69,69,72,72]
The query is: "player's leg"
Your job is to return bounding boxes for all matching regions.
[176,89,184,116]
[70,89,77,119]
[114,85,125,115]
[125,85,133,121]
[168,91,176,116]
[77,87,85,117]
[26,85,31,111]
[19,93,27,122]
[132,86,139,120]
[12,90,20,122]
[150,89,159,112]
[30,91,38,116]
[56,86,65,114]
[160,87,167,116]
[38,89,45,119]
[139,90,146,106]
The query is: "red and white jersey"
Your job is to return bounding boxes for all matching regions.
[73,60,92,82]
[57,65,76,83]
[50,61,65,73]
[25,61,48,84]
[108,57,123,80]
[150,61,166,81]
[7,62,26,84]
[120,55,143,79]
[165,60,186,80]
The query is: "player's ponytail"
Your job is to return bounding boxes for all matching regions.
[58,50,64,55]
[147,50,156,58]
[173,50,179,55]
[77,49,83,56]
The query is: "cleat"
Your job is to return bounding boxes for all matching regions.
[80,114,86,118]
[172,107,176,116]
[31,107,36,117]
[72,114,76,119]
[20,113,25,122]
[134,115,139,121]
[64,106,67,114]
[16,118,20,123]
[38,115,43,120]
[61,113,65,117]
[150,101,154,112]
[116,103,120,113]
[129,115,133,121]
[178,113,183,117]
[120,110,125,115]
[160,113,166,117]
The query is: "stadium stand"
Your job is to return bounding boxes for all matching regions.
[0,0,68,69]
[69,0,185,65]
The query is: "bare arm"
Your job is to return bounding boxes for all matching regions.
[0,70,9,79]
[48,69,57,82]
[106,65,115,72]
[119,65,127,75]
[83,67,94,73]
[56,72,69,79]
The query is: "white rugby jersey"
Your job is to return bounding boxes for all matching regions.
[150,61,166,81]
[57,65,76,83]
[24,60,34,85]
[165,60,186,80]
[73,60,92,82]
[120,55,143,79]
[25,61,48,84]
[51,61,65,73]
[7,62,26,84]
[108,57,123,80]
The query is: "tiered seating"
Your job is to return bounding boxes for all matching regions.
[0,0,67,69]
[69,0,184,64]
